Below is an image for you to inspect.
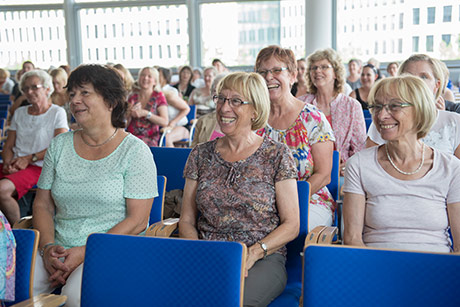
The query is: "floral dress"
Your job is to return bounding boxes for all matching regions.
[257,102,336,214]
[127,91,168,147]
[0,212,15,302]
[184,137,297,257]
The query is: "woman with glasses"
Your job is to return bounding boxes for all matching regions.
[366,54,460,159]
[0,70,68,225]
[255,45,335,231]
[343,75,460,253]
[180,72,299,306]
[300,48,367,177]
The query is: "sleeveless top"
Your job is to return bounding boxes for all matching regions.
[355,88,368,110]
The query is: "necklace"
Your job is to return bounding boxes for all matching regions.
[385,143,425,175]
[81,128,118,148]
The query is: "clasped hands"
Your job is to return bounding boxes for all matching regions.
[43,245,85,287]
[2,156,31,174]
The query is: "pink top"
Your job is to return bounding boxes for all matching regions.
[210,130,224,141]
[299,93,366,162]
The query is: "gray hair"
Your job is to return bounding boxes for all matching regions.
[20,69,54,98]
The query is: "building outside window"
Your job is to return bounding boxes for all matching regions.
[426,35,434,52]
[443,5,452,22]
[413,8,419,25]
[412,36,419,52]
[427,7,435,24]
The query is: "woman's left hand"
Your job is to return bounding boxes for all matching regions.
[10,156,30,171]
[245,245,263,277]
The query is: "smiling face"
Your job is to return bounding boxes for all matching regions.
[138,68,156,90]
[360,66,377,88]
[402,61,440,98]
[258,56,296,102]
[69,82,112,127]
[310,59,336,92]
[348,61,360,75]
[373,87,416,142]
[216,88,255,137]
[22,76,49,106]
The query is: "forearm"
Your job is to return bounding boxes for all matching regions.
[107,215,149,236]
[343,231,366,246]
[307,172,331,195]
[256,222,299,257]
[147,111,169,127]
[178,220,199,239]
[169,110,188,127]
[33,204,56,248]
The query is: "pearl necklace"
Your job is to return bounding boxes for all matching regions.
[385,143,425,175]
[81,128,118,148]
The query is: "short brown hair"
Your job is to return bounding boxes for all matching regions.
[255,45,297,75]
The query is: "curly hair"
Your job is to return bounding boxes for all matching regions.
[306,48,345,95]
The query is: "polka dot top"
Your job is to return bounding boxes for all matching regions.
[37,131,158,249]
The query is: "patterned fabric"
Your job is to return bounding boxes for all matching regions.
[184,137,297,257]
[299,93,367,163]
[257,102,336,213]
[127,91,168,147]
[0,212,15,302]
[37,131,158,249]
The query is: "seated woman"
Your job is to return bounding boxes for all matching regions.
[113,63,135,96]
[50,68,72,123]
[0,70,68,225]
[179,72,299,306]
[290,58,308,97]
[343,75,460,253]
[349,64,378,110]
[158,67,190,147]
[32,64,158,307]
[188,67,218,117]
[0,210,15,304]
[255,45,335,229]
[127,67,169,147]
[299,48,366,177]
[173,65,195,101]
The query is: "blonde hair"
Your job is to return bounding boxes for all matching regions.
[138,67,161,92]
[368,75,436,139]
[114,63,135,93]
[306,48,346,95]
[216,72,270,131]
[49,68,68,86]
[0,68,10,79]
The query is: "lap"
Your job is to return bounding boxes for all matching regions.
[0,164,42,199]
[244,253,287,307]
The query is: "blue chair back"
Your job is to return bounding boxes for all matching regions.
[268,181,310,306]
[365,117,372,132]
[326,150,340,202]
[363,109,371,118]
[81,233,246,307]
[150,147,192,191]
[303,245,460,307]
[186,104,196,123]
[6,229,39,306]
[149,175,166,225]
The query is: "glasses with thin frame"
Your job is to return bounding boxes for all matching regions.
[213,95,251,108]
[368,102,413,114]
[22,84,44,93]
[256,67,288,78]
[309,64,333,72]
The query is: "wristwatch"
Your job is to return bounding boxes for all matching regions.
[146,111,152,119]
[257,241,268,259]
[31,154,38,163]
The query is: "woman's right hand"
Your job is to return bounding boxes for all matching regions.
[43,245,70,287]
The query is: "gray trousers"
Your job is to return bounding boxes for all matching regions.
[243,253,287,307]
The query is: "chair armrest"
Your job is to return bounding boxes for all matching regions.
[13,216,33,229]
[318,227,338,245]
[304,226,327,246]
[145,218,179,237]
[11,293,67,307]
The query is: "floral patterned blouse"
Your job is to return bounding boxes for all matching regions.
[299,93,366,163]
[127,91,168,147]
[257,102,336,213]
[184,137,297,257]
[0,212,15,302]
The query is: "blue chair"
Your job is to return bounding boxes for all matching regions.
[150,147,192,191]
[159,105,197,147]
[365,117,372,132]
[149,175,166,225]
[81,233,246,307]
[268,181,310,306]
[303,245,460,307]
[363,109,371,119]
[6,229,39,306]
[326,150,340,202]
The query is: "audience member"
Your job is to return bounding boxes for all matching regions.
[350,64,378,110]
[0,69,15,95]
[300,48,366,176]
[180,72,299,306]
[58,65,71,76]
[367,57,384,80]
[191,67,205,88]
[157,67,190,147]
[127,67,168,147]
[291,58,308,97]
[386,61,399,77]
[113,63,135,96]
[50,68,73,127]
[173,65,195,101]
[32,64,157,306]
[255,45,336,230]
[188,67,217,117]
[346,58,362,90]
[0,70,68,224]
[367,54,460,159]
[10,61,36,117]
[344,75,460,253]
[211,58,229,74]
[0,210,15,303]
[435,59,458,110]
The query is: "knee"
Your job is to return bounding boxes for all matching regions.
[0,179,15,200]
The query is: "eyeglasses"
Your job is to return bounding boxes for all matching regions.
[310,64,333,72]
[213,95,251,108]
[22,84,44,92]
[256,67,288,77]
[368,102,413,114]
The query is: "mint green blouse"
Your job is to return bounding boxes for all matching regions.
[38,131,158,249]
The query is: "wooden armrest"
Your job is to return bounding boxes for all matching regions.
[13,216,33,229]
[11,293,67,307]
[145,218,179,237]
[317,227,338,245]
[304,226,327,246]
